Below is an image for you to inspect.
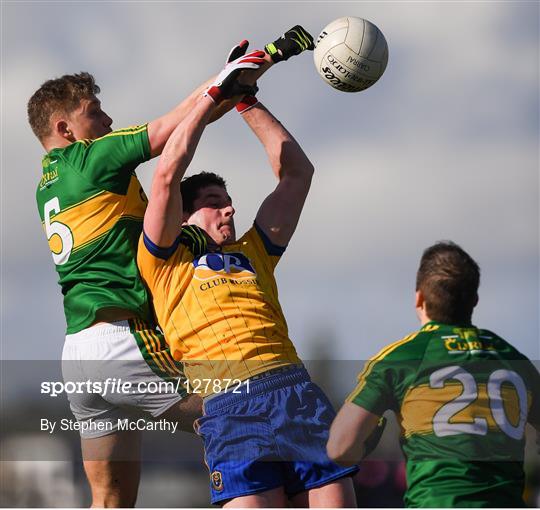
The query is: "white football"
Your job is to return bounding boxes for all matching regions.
[314,17,388,92]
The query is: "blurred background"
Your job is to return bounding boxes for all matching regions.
[1,0,539,507]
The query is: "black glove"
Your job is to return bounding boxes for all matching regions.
[265,25,314,63]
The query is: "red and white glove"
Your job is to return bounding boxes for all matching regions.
[223,40,260,114]
[236,95,259,114]
[205,42,265,105]
[226,39,250,64]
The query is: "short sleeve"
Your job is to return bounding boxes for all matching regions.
[347,358,398,416]
[78,125,151,193]
[137,232,155,283]
[142,231,182,261]
[249,222,286,271]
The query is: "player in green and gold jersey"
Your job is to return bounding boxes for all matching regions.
[29,40,272,506]
[327,242,540,507]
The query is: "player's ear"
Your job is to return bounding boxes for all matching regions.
[472,293,479,308]
[415,290,426,323]
[415,290,424,310]
[56,119,75,142]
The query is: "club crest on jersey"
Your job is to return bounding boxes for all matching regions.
[211,470,224,491]
[193,252,256,281]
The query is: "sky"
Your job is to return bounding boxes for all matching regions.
[1,0,539,365]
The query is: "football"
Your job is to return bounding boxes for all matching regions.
[314,17,388,92]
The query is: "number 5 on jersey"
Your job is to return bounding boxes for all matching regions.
[44,197,73,265]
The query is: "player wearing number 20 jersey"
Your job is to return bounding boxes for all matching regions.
[329,242,540,508]
[36,125,152,334]
[347,322,539,507]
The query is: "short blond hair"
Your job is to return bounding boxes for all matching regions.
[27,72,100,142]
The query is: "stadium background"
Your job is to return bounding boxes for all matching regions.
[1,1,538,507]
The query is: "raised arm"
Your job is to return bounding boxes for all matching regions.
[144,50,266,247]
[144,95,217,247]
[146,25,314,159]
[146,46,271,158]
[241,102,314,247]
[146,78,218,158]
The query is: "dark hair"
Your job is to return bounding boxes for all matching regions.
[416,241,480,325]
[180,172,227,214]
[27,72,100,142]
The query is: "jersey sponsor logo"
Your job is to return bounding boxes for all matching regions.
[211,470,224,491]
[39,168,59,190]
[193,252,256,281]
[443,329,498,354]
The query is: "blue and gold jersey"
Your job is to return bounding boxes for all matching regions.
[137,223,301,392]
[348,322,540,507]
[36,126,152,333]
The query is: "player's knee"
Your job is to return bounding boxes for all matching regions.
[309,477,357,508]
[91,492,137,508]
[85,461,139,507]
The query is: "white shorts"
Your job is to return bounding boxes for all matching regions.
[61,319,186,439]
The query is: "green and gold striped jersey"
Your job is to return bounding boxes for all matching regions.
[348,322,540,507]
[36,125,152,334]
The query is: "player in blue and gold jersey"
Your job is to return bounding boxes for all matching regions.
[29,38,278,505]
[138,30,358,507]
[328,242,540,507]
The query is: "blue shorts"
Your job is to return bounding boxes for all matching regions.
[196,365,358,504]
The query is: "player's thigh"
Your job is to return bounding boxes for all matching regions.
[222,486,288,508]
[97,321,187,418]
[158,392,202,432]
[64,321,188,422]
[290,476,356,508]
[82,430,141,507]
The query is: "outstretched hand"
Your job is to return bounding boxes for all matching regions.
[226,39,250,63]
[265,25,314,63]
[206,42,265,104]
